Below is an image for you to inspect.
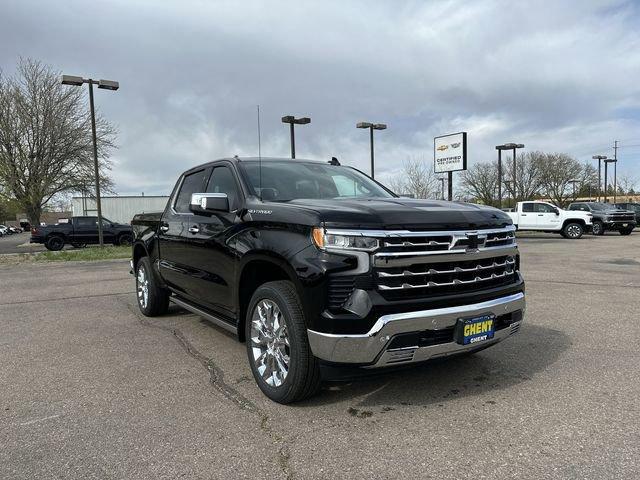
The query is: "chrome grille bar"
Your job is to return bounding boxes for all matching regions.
[377,258,515,277]
[378,269,515,290]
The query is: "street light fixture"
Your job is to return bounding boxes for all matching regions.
[357,121,387,179]
[61,74,119,248]
[603,158,616,203]
[495,143,523,208]
[281,115,311,159]
[591,155,607,202]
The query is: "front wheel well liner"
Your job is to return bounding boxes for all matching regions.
[237,259,295,342]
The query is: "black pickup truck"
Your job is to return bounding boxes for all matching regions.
[567,201,636,235]
[131,157,526,403]
[31,216,133,251]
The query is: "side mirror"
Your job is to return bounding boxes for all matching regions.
[554,207,560,215]
[190,193,229,213]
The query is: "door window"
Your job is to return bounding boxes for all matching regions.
[522,203,535,213]
[534,203,556,213]
[174,170,208,213]
[206,166,240,210]
[76,217,97,227]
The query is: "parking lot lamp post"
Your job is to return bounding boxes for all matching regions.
[495,144,518,208]
[592,155,607,202]
[281,116,311,159]
[61,75,119,247]
[357,122,387,179]
[569,179,580,200]
[603,159,616,203]
[510,144,524,203]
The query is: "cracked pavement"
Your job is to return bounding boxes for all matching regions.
[1,232,639,479]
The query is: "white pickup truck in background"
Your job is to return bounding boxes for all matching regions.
[504,201,593,239]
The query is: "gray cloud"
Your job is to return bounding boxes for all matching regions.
[1,0,639,194]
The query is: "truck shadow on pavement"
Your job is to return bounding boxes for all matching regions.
[307,324,571,408]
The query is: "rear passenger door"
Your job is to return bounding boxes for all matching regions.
[518,203,537,229]
[180,163,242,316]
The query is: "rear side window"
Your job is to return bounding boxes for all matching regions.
[76,217,97,227]
[522,203,535,213]
[174,170,208,213]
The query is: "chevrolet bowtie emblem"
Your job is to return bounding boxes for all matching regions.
[466,233,480,250]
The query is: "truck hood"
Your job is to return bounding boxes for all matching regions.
[284,198,512,230]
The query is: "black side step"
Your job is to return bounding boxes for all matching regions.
[170,296,238,335]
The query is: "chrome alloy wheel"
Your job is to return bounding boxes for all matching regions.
[567,224,582,238]
[250,299,290,387]
[137,265,149,309]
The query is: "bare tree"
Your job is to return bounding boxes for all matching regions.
[460,161,498,206]
[0,59,116,224]
[503,151,543,202]
[537,153,584,207]
[388,158,439,199]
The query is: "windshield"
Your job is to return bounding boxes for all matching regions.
[588,202,614,211]
[238,161,394,201]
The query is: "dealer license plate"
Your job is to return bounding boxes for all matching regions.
[456,314,495,345]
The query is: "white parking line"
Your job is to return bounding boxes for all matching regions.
[19,414,61,426]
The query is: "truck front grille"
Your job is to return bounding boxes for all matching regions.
[372,226,519,301]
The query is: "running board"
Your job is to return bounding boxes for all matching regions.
[170,296,238,335]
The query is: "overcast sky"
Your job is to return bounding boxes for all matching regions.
[2,0,639,195]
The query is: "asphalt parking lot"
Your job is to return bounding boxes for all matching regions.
[1,232,639,479]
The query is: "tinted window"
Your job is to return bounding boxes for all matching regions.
[206,166,240,210]
[522,203,535,213]
[238,161,392,201]
[535,203,556,213]
[175,170,208,213]
[76,217,97,227]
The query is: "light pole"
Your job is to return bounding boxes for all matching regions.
[495,143,522,208]
[281,116,311,159]
[569,179,580,199]
[357,122,387,179]
[61,75,119,248]
[604,158,616,203]
[592,155,607,202]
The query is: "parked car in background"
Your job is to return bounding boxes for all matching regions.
[30,216,134,251]
[614,202,640,225]
[567,202,636,235]
[131,156,526,403]
[8,226,22,234]
[0,225,11,236]
[504,201,592,239]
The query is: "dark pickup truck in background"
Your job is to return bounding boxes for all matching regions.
[131,157,526,403]
[568,201,636,235]
[31,216,133,251]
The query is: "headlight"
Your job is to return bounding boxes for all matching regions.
[312,228,379,251]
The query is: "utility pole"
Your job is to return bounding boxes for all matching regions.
[613,140,618,203]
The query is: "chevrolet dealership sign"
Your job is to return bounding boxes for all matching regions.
[434,132,467,173]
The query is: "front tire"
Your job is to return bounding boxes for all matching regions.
[592,221,604,236]
[246,281,321,404]
[135,257,170,316]
[561,222,583,239]
[619,227,634,235]
[117,233,133,246]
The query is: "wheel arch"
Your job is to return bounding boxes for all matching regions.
[562,218,586,229]
[237,253,302,342]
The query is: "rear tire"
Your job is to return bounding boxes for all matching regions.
[592,221,604,236]
[135,257,170,316]
[561,222,583,239]
[245,281,321,404]
[117,233,133,246]
[45,235,65,251]
[619,227,634,235]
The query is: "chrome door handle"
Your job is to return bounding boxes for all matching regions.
[160,225,169,232]
[188,226,200,234]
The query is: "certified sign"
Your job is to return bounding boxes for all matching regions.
[434,132,467,173]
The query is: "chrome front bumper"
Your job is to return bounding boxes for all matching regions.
[307,292,525,368]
